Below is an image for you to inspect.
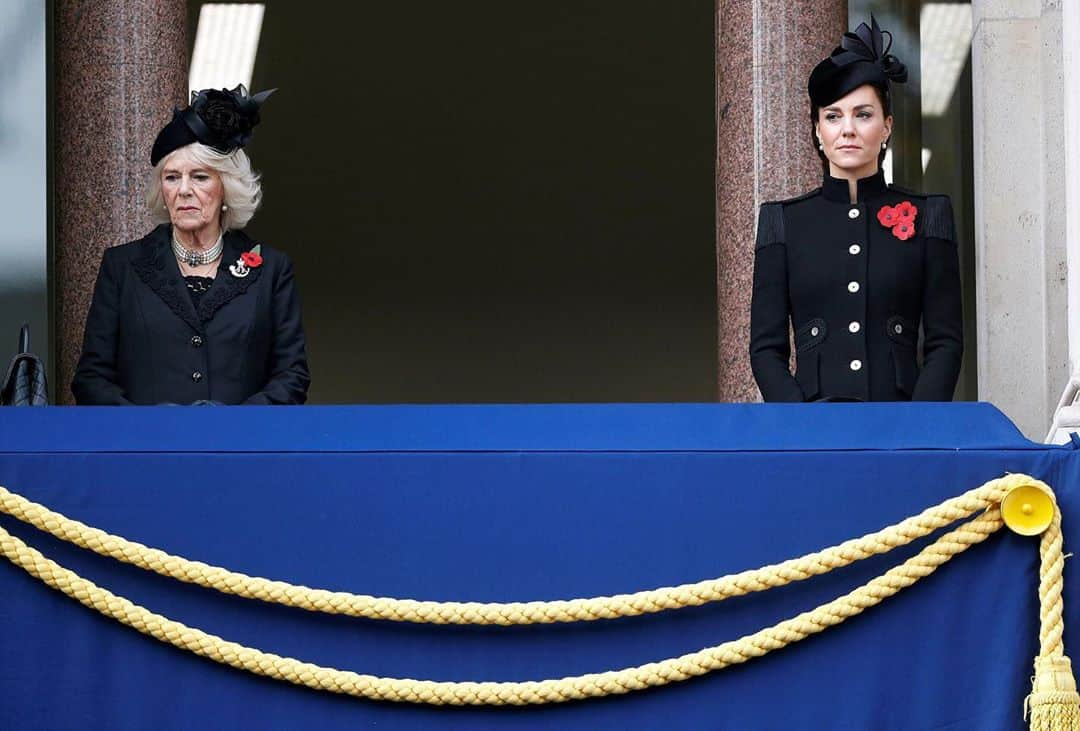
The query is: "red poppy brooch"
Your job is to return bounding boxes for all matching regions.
[877,201,917,241]
[229,245,263,278]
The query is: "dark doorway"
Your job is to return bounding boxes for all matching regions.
[190,2,717,403]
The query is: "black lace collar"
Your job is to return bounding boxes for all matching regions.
[132,225,263,332]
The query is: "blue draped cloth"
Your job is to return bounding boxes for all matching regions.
[0,403,1076,730]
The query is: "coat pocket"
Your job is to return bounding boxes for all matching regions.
[886,315,919,396]
[794,318,827,401]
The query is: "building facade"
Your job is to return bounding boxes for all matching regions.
[1,0,1074,438]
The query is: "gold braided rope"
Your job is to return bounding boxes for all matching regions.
[0,501,1004,704]
[0,474,1028,625]
[1028,500,1080,729]
[0,473,1074,714]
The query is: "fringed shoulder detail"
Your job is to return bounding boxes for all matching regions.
[755,202,786,250]
[920,195,956,243]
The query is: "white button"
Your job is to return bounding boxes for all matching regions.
[849,244,861,255]
[894,323,903,334]
[850,360,862,371]
[810,326,819,337]
[849,321,861,333]
[847,281,860,293]
[848,208,860,219]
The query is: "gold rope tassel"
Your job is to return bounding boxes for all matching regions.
[1025,495,1080,731]
[1028,657,1080,730]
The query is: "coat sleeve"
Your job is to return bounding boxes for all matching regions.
[243,253,311,405]
[749,203,805,402]
[912,196,963,401]
[71,248,135,405]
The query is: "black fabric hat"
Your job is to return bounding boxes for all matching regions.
[150,84,275,166]
[807,16,907,108]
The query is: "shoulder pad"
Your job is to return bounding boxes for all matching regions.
[887,184,929,199]
[919,195,955,242]
[773,187,821,206]
[755,202,785,250]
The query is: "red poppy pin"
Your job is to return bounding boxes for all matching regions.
[877,201,918,241]
[229,244,263,278]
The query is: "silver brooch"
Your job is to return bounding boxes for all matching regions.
[229,260,250,278]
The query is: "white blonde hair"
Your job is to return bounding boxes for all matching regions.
[146,143,262,230]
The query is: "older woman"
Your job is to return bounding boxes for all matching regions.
[72,86,309,405]
[749,17,962,402]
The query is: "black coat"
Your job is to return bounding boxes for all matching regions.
[72,225,310,405]
[750,171,962,402]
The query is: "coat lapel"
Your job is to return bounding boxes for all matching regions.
[131,225,203,334]
[197,230,263,323]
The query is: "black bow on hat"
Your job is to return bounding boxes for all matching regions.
[807,15,908,108]
[150,84,275,166]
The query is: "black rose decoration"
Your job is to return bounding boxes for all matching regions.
[191,88,255,151]
[182,85,274,154]
[200,92,245,142]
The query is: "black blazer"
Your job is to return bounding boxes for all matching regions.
[750,170,962,402]
[72,225,310,405]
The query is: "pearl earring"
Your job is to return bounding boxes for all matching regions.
[882,142,888,150]
[818,142,824,151]
[222,204,229,211]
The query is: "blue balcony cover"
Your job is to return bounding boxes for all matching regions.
[0,403,1076,730]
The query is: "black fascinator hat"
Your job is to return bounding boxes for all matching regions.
[150,84,275,166]
[807,16,907,108]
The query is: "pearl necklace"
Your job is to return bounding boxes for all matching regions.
[172,232,224,266]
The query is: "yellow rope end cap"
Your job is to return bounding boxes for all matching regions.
[1001,484,1055,536]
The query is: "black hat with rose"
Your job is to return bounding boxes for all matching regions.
[150,84,275,166]
[807,15,908,108]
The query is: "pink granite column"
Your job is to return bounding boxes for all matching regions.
[715,0,847,401]
[54,0,188,403]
